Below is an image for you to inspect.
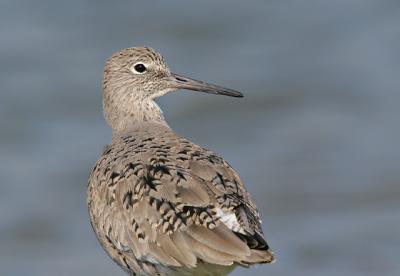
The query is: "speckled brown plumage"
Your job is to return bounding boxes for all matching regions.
[88,47,274,276]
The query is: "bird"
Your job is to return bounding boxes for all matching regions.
[87,47,275,276]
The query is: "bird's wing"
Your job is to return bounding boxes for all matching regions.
[88,129,274,273]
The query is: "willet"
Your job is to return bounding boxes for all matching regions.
[88,47,274,275]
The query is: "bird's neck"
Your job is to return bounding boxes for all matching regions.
[103,94,168,133]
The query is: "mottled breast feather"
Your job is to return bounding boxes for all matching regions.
[88,124,274,275]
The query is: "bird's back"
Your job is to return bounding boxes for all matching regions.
[88,123,274,275]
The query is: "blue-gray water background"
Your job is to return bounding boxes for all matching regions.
[1,1,399,275]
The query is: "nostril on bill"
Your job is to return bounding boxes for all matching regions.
[175,77,188,82]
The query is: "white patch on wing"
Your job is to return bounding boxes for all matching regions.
[147,256,161,264]
[216,208,245,234]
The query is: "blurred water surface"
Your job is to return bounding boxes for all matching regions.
[1,1,399,275]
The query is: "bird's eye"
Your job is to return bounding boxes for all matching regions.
[133,63,146,73]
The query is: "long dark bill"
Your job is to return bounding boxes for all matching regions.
[170,73,243,98]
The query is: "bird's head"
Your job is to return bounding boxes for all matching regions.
[102,47,243,131]
[103,47,243,101]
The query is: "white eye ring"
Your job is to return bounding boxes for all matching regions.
[130,63,147,74]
